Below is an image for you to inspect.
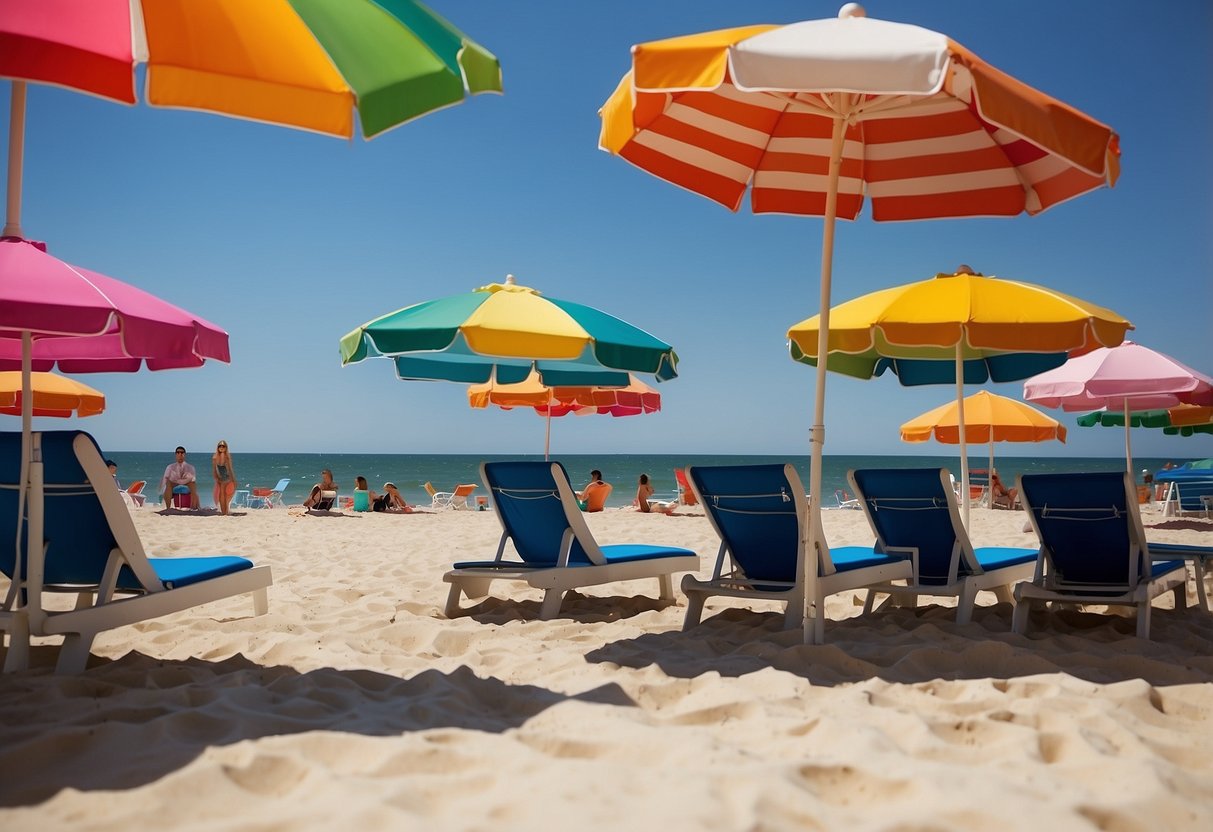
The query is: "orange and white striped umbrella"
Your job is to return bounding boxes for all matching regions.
[598,3,1118,645]
[599,6,1119,220]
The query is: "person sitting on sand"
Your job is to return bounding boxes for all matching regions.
[161,445,198,509]
[635,473,676,514]
[304,469,338,510]
[990,470,1019,510]
[373,482,415,513]
[578,469,613,512]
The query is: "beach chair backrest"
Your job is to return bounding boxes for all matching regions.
[849,468,971,585]
[1019,472,1141,588]
[688,464,803,584]
[482,461,593,566]
[0,431,154,589]
[126,480,146,496]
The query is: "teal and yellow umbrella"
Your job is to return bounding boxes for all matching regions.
[340,275,679,386]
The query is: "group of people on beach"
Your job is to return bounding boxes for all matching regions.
[154,441,237,514]
[148,443,419,515]
[574,469,677,514]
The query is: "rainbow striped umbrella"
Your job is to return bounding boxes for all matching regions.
[340,275,679,387]
[598,3,1118,643]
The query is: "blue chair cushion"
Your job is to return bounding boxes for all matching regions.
[831,546,899,572]
[1150,559,1186,580]
[974,547,1038,570]
[118,556,255,590]
[600,544,696,563]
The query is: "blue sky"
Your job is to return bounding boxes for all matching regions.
[4,0,1211,460]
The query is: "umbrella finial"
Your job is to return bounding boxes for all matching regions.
[839,3,866,18]
[955,264,976,275]
[505,274,516,285]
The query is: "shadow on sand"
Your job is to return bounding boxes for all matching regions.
[585,600,1213,689]
[0,652,636,807]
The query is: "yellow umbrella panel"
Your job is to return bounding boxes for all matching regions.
[0,371,104,418]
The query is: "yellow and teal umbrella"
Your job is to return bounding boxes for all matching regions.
[789,266,1131,527]
[340,275,679,387]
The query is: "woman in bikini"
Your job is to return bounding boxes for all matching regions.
[212,440,237,515]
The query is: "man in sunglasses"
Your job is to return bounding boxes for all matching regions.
[161,445,199,510]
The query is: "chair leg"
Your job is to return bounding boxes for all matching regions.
[656,574,674,602]
[55,631,97,674]
[443,583,465,618]
[956,583,978,625]
[1012,597,1033,634]
[252,587,269,617]
[1136,602,1152,639]
[862,589,878,614]
[1190,561,1209,612]
[682,591,706,631]
[2,612,30,672]
[810,590,826,643]
[1172,582,1187,610]
[992,584,1014,605]
[538,588,564,620]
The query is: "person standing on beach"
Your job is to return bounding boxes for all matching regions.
[212,440,237,515]
[161,445,198,509]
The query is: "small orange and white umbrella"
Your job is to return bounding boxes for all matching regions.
[901,390,1066,485]
[0,371,104,418]
[468,371,660,458]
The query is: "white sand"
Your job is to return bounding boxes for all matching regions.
[2,502,1212,829]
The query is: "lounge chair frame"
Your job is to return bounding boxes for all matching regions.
[849,468,1036,624]
[683,464,912,642]
[1,431,271,673]
[443,461,697,619]
[1013,472,1200,639]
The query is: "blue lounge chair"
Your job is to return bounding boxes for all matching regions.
[0,431,272,673]
[443,461,698,619]
[849,468,1037,624]
[683,464,912,641]
[1014,472,1196,639]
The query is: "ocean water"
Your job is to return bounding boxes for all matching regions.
[104,450,1184,510]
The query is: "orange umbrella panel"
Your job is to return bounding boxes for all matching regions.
[0,371,104,418]
[900,391,1066,445]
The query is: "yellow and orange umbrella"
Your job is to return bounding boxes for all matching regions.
[901,391,1066,484]
[468,371,660,459]
[0,371,104,418]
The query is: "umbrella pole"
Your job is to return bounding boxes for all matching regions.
[988,438,995,492]
[803,107,847,645]
[956,342,970,528]
[1123,397,1133,476]
[3,81,26,238]
[545,393,552,461]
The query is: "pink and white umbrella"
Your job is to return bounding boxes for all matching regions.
[1024,341,1213,473]
[0,236,229,624]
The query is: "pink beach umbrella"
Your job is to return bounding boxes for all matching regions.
[1024,341,1213,474]
[0,236,229,625]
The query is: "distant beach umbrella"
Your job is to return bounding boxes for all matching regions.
[789,266,1129,528]
[1025,342,1213,474]
[0,371,105,418]
[340,275,679,387]
[1076,404,1213,437]
[468,371,661,459]
[901,390,1066,491]
[598,4,1118,643]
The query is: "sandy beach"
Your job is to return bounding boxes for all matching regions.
[1,501,1211,830]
